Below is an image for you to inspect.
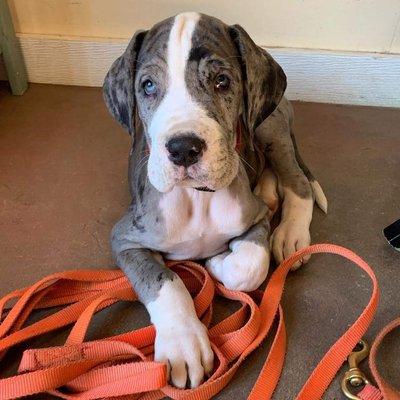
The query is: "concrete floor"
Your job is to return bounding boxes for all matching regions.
[0,83,399,399]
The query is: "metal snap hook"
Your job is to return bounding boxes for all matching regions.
[341,340,370,399]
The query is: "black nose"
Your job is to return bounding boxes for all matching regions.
[166,135,205,167]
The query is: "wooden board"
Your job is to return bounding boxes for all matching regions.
[1,33,399,107]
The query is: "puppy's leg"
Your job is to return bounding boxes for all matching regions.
[270,187,313,269]
[206,219,270,291]
[256,98,327,269]
[253,168,279,219]
[112,216,213,389]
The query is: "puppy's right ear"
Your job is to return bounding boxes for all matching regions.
[103,30,147,135]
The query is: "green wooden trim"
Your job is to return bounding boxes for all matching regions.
[0,0,28,95]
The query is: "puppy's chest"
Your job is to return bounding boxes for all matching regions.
[158,188,248,259]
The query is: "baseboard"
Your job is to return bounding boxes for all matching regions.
[1,33,399,107]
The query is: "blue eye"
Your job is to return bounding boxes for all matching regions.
[143,79,157,96]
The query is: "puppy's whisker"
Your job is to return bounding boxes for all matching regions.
[239,155,256,174]
[136,154,150,175]
[138,154,149,170]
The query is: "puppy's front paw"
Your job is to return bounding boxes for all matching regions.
[147,277,213,388]
[154,317,214,388]
[271,220,311,270]
[206,241,269,291]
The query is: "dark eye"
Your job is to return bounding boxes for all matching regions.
[214,74,230,91]
[143,79,157,96]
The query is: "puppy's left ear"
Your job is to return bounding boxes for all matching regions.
[228,24,287,140]
[103,30,148,135]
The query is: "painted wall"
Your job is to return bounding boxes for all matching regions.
[7,0,400,54]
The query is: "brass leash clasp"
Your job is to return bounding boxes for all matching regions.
[341,340,370,399]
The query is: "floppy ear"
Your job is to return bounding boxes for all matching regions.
[228,25,287,142]
[103,30,147,135]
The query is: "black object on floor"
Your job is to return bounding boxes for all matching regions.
[383,219,400,251]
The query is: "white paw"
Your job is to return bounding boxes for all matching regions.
[154,316,213,388]
[271,220,311,270]
[206,241,269,291]
[147,278,214,388]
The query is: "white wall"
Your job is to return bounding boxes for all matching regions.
[7,0,400,53]
[3,1,400,106]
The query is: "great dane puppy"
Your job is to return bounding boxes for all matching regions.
[103,12,327,389]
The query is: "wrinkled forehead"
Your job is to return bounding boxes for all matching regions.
[137,13,240,74]
[190,15,238,63]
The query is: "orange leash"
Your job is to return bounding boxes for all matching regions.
[356,317,400,400]
[0,244,393,399]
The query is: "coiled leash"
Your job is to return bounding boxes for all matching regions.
[341,323,400,400]
[0,244,397,399]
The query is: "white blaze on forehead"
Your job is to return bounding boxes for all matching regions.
[148,12,201,140]
[167,12,200,87]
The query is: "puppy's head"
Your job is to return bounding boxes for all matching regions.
[104,12,286,192]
